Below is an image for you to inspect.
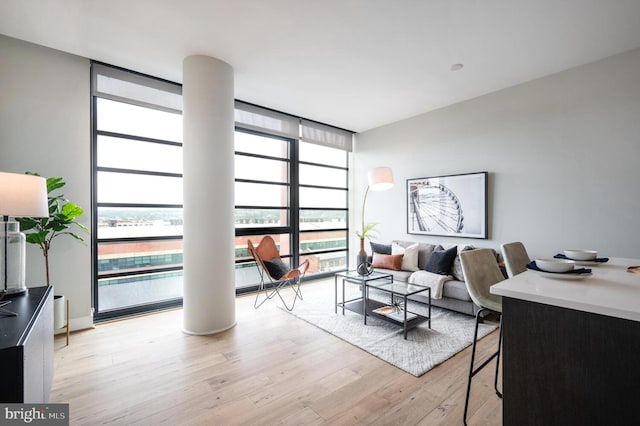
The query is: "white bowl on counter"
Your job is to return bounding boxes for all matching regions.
[564,249,598,261]
[535,258,575,273]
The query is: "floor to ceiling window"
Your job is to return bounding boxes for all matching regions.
[298,139,349,275]
[91,62,184,320]
[234,106,352,291]
[92,63,353,319]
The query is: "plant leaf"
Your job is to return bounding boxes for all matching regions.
[46,177,65,193]
[62,203,83,219]
[25,231,48,245]
[16,217,39,231]
[357,222,379,240]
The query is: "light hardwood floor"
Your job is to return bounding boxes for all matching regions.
[52,279,502,425]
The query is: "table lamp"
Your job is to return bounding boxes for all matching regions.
[0,172,48,296]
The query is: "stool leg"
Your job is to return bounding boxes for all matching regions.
[494,314,503,398]
[463,308,484,426]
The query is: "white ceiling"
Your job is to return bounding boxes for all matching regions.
[2,0,640,132]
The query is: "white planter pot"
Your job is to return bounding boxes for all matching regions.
[54,294,67,330]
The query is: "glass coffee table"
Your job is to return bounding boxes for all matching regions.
[365,280,431,339]
[334,270,431,339]
[334,270,393,314]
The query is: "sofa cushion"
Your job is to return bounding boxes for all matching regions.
[370,241,392,255]
[374,268,413,283]
[407,279,473,303]
[441,279,473,301]
[392,242,420,271]
[451,244,475,281]
[424,245,458,275]
[371,253,403,270]
[392,240,436,270]
[408,270,453,299]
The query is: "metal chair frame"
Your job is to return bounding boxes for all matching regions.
[247,236,309,311]
[464,307,503,426]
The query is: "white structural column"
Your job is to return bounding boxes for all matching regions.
[182,55,236,334]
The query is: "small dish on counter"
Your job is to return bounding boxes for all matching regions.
[535,258,575,273]
[571,260,603,266]
[554,252,609,265]
[534,270,592,280]
[563,249,598,261]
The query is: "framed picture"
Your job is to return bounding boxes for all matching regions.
[407,172,487,239]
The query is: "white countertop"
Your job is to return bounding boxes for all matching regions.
[490,257,640,322]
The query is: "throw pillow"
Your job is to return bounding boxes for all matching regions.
[263,257,290,280]
[370,241,392,255]
[392,242,420,271]
[451,245,474,281]
[371,252,404,271]
[424,245,458,275]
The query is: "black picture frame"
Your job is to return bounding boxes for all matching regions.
[407,171,488,239]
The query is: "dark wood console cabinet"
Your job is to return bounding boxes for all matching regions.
[0,286,53,403]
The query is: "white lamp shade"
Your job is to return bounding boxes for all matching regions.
[367,167,394,191]
[0,172,49,218]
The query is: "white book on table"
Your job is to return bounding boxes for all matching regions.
[380,309,417,322]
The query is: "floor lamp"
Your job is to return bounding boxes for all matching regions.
[357,166,394,274]
[0,172,48,305]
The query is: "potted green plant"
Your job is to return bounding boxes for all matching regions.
[16,173,87,330]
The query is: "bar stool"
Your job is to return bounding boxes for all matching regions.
[460,248,504,426]
[501,241,530,278]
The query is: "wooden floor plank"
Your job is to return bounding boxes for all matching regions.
[51,278,501,425]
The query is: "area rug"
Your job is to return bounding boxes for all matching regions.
[283,289,497,377]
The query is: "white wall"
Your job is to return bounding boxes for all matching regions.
[0,35,92,330]
[353,48,640,261]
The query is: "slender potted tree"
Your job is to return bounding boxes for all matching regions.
[16,173,87,330]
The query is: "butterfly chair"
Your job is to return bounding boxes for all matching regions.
[247,236,309,311]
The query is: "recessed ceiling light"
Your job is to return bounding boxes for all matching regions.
[450,63,464,71]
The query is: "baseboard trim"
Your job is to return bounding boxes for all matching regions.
[55,314,94,334]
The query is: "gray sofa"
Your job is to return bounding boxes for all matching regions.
[370,240,493,316]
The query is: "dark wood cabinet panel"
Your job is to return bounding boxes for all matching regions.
[503,296,640,425]
[0,286,53,403]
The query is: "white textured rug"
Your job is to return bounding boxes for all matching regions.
[284,289,497,377]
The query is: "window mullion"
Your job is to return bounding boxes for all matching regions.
[290,138,300,270]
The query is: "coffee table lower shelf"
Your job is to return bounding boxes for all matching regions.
[342,299,430,339]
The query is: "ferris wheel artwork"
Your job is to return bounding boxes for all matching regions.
[407,172,487,239]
